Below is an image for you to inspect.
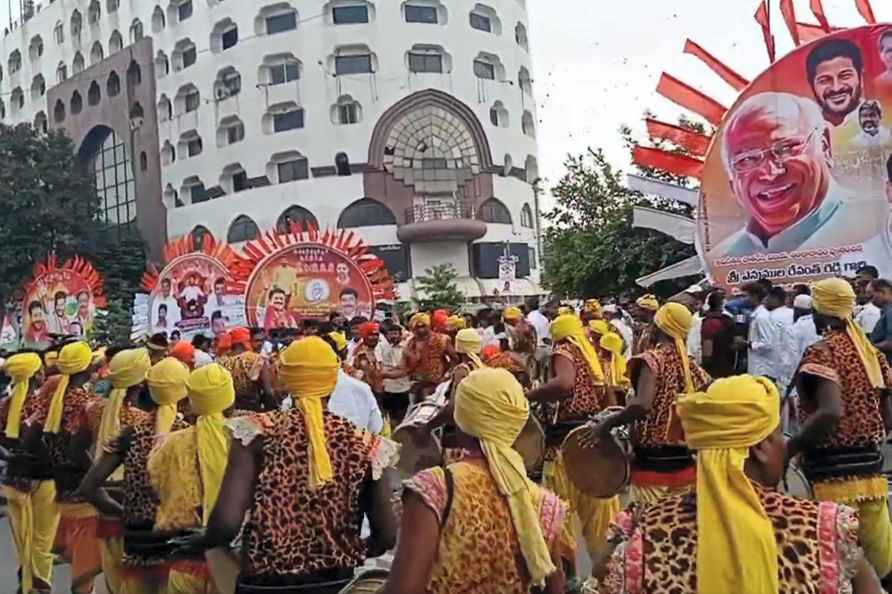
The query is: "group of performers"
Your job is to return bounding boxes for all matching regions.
[2,279,892,593]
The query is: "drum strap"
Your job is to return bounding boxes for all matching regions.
[443,467,455,527]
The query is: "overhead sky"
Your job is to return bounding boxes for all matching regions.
[0,1,883,192]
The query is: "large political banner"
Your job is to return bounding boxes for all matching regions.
[699,25,892,287]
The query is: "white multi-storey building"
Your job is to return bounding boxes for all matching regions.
[2,0,543,299]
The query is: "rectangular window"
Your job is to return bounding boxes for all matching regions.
[182,46,197,68]
[273,109,304,132]
[405,5,438,23]
[187,138,202,156]
[408,52,443,73]
[177,0,193,21]
[232,171,249,192]
[185,91,200,112]
[226,124,244,144]
[269,62,300,85]
[333,5,369,24]
[278,159,309,183]
[221,27,238,50]
[529,247,537,270]
[266,11,297,34]
[473,59,495,80]
[469,13,492,32]
[191,184,208,203]
[335,54,372,75]
[338,103,359,124]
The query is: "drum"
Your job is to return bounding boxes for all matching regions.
[561,423,630,499]
[392,401,444,476]
[337,569,389,593]
[513,415,545,477]
[782,463,812,499]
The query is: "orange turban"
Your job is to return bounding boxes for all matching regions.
[170,341,195,366]
[230,327,252,350]
[215,333,232,355]
[432,309,449,331]
[359,321,380,339]
[482,343,502,362]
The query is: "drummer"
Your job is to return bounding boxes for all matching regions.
[789,278,892,580]
[589,303,711,505]
[382,368,572,594]
[632,294,659,355]
[526,313,621,562]
[589,321,631,405]
[399,313,456,401]
[597,375,882,593]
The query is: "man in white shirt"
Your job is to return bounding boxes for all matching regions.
[766,286,797,397]
[604,305,634,360]
[377,321,412,425]
[857,294,883,335]
[791,295,820,366]
[328,367,385,434]
[525,297,550,349]
[739,284,780,382]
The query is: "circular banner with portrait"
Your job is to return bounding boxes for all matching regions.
[699,25,892,288]
[242,226,397,330]
[139,232,247,341]
[21,254,106,348]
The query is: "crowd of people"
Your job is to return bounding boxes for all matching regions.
[1,270,892,593]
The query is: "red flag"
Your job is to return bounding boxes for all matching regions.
[683,40,749,91]
[645,119,712,157]
[754,1,776,63]
[632,146,704,180]
[855,0,876,24]
[796,21,836,43]
[657,73,728,126]
[780,0,800,45]
[810,0,832,32]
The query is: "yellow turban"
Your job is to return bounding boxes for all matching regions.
[654,303,695,394]
[328,331,348,353]
[4,353,43,439]
[557,306,574,316]
[186,364,236,525]
[585,299,603,318]
[550,314,604,383]
[812,278,885,389]
[600,332,628,387]
[455,328,484,369]
[503,307,523,321]
[454,368,555,584]
[277,337,340,489]
[636,294,660,312]
[95,348,151,464]
[677,375,780,594]
[447,315,467,331]
[44,351,58,369]
[44,342,94,434]
[410,313,431,329]
[588,319,610,336]
[146,357,190,434]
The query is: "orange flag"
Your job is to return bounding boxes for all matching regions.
[855,0,876,24]
[656,73,727,126]
[754,1,776,63]
[810,0,832,32]
[683,40,749,91]
[779,0,800,45]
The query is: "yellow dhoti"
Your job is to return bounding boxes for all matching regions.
[543,452,620,554]
[5,481,60,593]
[813,476,892,579]
[120,573,169,594]
[99,534,124,594]
[167,560,219,594]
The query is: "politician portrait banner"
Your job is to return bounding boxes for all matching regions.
[699,25,892,287]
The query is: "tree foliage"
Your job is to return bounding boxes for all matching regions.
[89,226,146,345]
[414,263,464,312]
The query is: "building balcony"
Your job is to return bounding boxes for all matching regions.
[397,200,487,243]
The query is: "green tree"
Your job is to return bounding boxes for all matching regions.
[414,263,464,312]
[0,124,100,304]
[542,148,697,299]
[88,226,146,345]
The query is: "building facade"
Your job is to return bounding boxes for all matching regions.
[3,0,542,300]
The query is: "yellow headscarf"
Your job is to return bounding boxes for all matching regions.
[3,353,43,439]
[588,319,610,336]
[503,307,524,321]
[455,328,485,369]
[550,314,604,384]
[328,331,348,353]
[95,348,151,464]
[585,299,603,318]
[677,375,780,594]
[277,337,340,489]
[146,357,190,434]
[636,294,660,312]
[654,303,695,393]
[44,351,58,370]
[454,368,555,584]
[186,364,236,524]
[410,313,431,329]
[812,278,885,388]
[600,332,628,388]
[447,315,467,331]
[557,306,574,316]
[44,342,94,434]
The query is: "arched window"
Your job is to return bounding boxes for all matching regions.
[30,74,45,100]
[80,126,137,225]
[127,60,142,86]
[34,111,47,134]
[88,81,101,106]
[88,0,101,24]
[71,10,83,42]
[56,61,67,83]
[158,95,172,121]
[152,6,166,33]
[109,30,123,53]
[107,71,121,96]
[73,52,85,74]
[90,41,104,65]
[479,198,512,224]
[130,19,144,43]
[227,215,260,243]
[520,203,534,228]
[338,198,396,228]
[277,205,318,233]
[155,51,170,78]
[107,0,120,13]
[140,151,148,171]
[53,99,65,123]
[71,91,83,115]
[191,225,210,249]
